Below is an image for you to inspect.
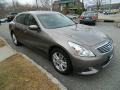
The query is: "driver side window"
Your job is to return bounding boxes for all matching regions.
[28,15,38,26]
[24,14,38,26]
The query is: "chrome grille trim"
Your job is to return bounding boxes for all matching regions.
[97,42,112,53]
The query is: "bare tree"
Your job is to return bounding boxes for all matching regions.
[93,0,104,18]
[36,0,38,9]
[12,0,16,11]
[0,0,6,9]
[50,0,53,11]
[0,0,7,18]
[81,0,84,10]
[109,0,111,12]
[39,0,51,10]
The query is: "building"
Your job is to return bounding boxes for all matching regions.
[52,1,61,12]
[53,0,83,14]
[87,3,120,12]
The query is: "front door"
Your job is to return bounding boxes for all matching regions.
[22,14,46,50]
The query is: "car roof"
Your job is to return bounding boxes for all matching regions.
[21,11,59,15]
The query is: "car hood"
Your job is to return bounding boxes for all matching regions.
[46,24,109,46]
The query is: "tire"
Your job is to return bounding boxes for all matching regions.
[93,22,96,25]
[11,32,21,46]
[50,48,73,75]
[79,20,82,24]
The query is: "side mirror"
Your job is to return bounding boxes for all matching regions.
[28,25,39,31]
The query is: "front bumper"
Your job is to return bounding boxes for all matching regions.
[70,48,114,75]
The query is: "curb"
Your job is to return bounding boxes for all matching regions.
[97,19,115,22]
[0,37,16,52]
[0,37,67,90]
[115,20,120,28]
[97,19,120,28]
[0,37,17,62]
[19,53,67,90]
[115,22,120,28]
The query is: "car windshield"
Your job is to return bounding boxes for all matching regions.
[37,13,75,29]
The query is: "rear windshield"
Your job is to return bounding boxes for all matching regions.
[83,12,95,16]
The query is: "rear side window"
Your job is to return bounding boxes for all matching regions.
[16,14,25,24]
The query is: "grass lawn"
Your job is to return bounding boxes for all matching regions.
[0,54,59,90]
[0,39,5,47]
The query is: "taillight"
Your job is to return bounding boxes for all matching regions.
[92,16,96,20]
[80,16,84,20]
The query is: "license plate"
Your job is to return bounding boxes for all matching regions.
[85,18,90,19]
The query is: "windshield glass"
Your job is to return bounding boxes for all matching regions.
[37,13,75,29]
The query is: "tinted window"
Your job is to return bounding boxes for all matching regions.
[37,13,75,29]
[27,15,37,26]
[24,14,30,25]
[16,14,25,24]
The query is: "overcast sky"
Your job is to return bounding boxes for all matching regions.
[7,0,120,6]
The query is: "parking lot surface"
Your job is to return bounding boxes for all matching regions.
[0,22,120,90]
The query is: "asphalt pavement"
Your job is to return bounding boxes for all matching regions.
[0,22,120,90]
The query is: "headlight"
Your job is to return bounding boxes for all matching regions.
[68,42,95,57]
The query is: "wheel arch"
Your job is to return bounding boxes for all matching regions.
[48,45,71,61]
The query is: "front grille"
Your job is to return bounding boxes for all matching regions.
[97,42,112,53]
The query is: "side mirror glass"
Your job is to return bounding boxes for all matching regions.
[28,25,39,31]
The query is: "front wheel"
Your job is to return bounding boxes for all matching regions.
[50,48,73,75]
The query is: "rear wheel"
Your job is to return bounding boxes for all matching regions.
[92,22,96,25]
[79,21,82,24]
[50,48,73,75]
[11,32,21,46]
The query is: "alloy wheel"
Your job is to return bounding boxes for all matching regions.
[52,52,67,72]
